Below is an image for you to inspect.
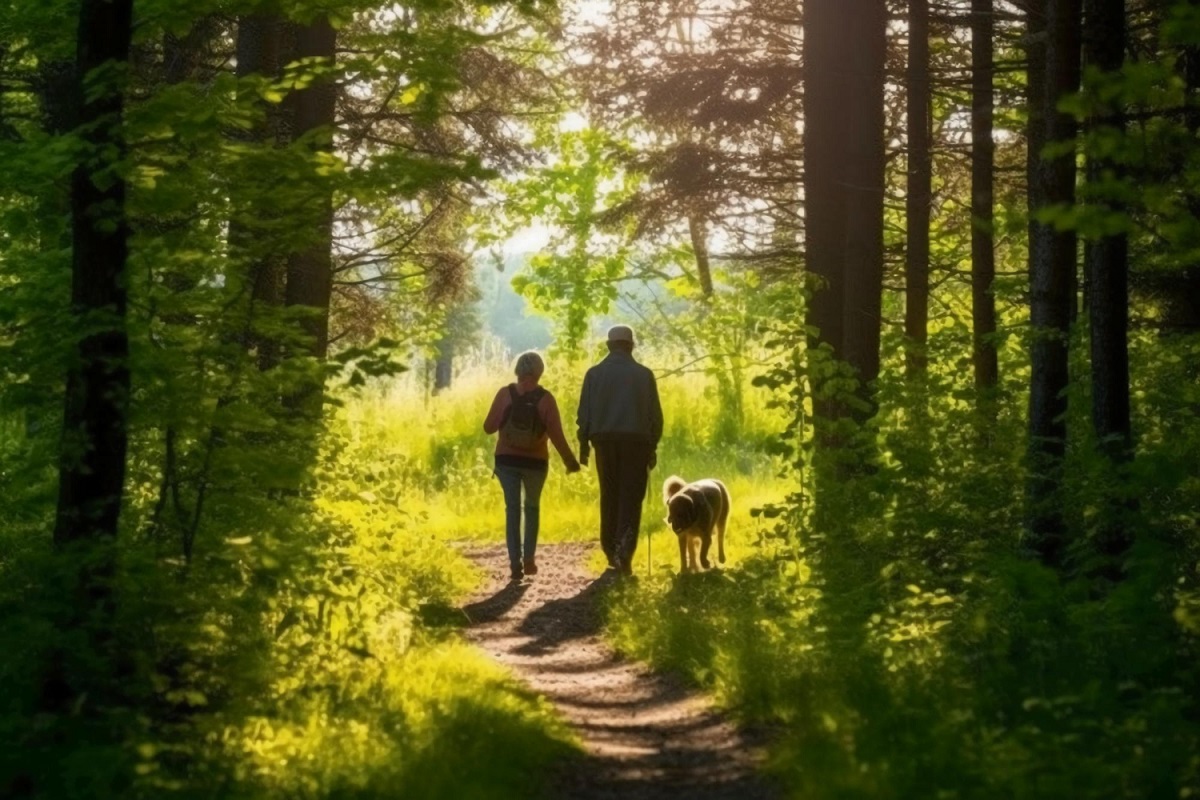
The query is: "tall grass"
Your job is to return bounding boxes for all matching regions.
[338,346,792,568]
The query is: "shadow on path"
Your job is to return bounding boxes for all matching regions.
[514,569,620,654]
[462,579,528,624]
[460,542,780,800]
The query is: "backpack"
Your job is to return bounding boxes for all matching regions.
[500,385,547,450]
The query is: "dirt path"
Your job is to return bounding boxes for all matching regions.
[459,542,779,800]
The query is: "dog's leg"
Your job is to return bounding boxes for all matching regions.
[678,534,687,574]
[699,531,711,569]
[688,535,700,573]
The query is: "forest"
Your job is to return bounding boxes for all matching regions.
[1,0,1198,797]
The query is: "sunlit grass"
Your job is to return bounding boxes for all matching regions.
[338,349,793,551]
[226,643,578,799]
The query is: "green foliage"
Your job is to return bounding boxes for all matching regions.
[605,289,1200,799]
[487,124,640,353]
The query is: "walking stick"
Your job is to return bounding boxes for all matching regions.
[646,461,654,577]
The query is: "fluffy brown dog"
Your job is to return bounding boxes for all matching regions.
[663,475,730,573]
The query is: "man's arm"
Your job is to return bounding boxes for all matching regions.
[576,370,592,465]
[648,370,664,447]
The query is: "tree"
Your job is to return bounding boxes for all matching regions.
[1024,0,1082,565]
[906,0,932,378]
[232,13,287,370]
[284,18,338,365]
[1081,0,1133,564]
[803,0,888,440]
[971,0,1000,400]
[53,0,134,547]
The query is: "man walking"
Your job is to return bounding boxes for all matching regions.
[577,325,664,575]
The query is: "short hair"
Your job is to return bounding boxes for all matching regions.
[513,351,545,379]
[606,340,634,354]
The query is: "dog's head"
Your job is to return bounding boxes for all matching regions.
[666,493,697,533]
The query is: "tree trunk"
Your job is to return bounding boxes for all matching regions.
[434,346,454,393]
[284,18,337,364]
[1084,0,1133,564]
[1025,0,1081,566]
[803,0,848,391]
[803,0,887,436]
[839,2,887,418]
[1166,37,1200,338]
[232,14,286,369]
[905,0,932,378]
[53,0,134,547]
[688,214,715,297]
[971,0,999,401]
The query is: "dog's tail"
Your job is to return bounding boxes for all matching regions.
[663,475,688,504]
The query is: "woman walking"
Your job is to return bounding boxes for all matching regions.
[483,351,581,581]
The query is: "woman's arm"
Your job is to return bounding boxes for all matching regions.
[482,386,510,434]
[541,394,580,471]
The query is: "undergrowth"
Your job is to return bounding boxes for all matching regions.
[0,412,578,799]
[602,329,1200,799]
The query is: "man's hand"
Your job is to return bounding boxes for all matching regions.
[565,457,581,474]
[648,451,657,470]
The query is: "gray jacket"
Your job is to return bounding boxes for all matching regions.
[576,350,664,449]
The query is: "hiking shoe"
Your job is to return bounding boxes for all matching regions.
[523,557,538,576]
[509,564,523,582]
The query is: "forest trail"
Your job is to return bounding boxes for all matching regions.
[459,542,779,800]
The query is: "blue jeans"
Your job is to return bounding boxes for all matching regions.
[494,464,548,568]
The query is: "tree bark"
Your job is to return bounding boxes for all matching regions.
[232,14,286,369]
[284,18,338,363]
[906,0,932,378]
[1025,0,1081,566]
[803,0,888,435]
[688,214,715,298]
[1084,0,1130,461]
[839,2,887,416]
[803,0,848,387]
[434,350,454,393]
[1165,35,1200,337]
[971,0,1000,401]
[1084,0,1133,565]
[53,0,134,547]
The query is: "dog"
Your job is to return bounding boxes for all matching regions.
[663,475,730,574]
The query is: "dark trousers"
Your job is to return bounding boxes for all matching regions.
[593,440,653,568]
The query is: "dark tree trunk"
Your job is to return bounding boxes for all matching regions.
[971,0,999,401]
[1025,0,1082,566]
[688,214,715,298]
[1084,0,1133,564]
[434,352,454,393]
[232,14,287,369]
[803,0,887,433]
[803,0,848,389]
[905,0,932,378]
[284,18,337,364]
[53,0,134,547]
[279,18,338,434]
[1084,0,1130,459]
[839,2,887,415]
[1166,39,1200,337]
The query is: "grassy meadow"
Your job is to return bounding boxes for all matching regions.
[336,347,792,569]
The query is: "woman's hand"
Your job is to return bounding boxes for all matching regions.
[565,456,582,474]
